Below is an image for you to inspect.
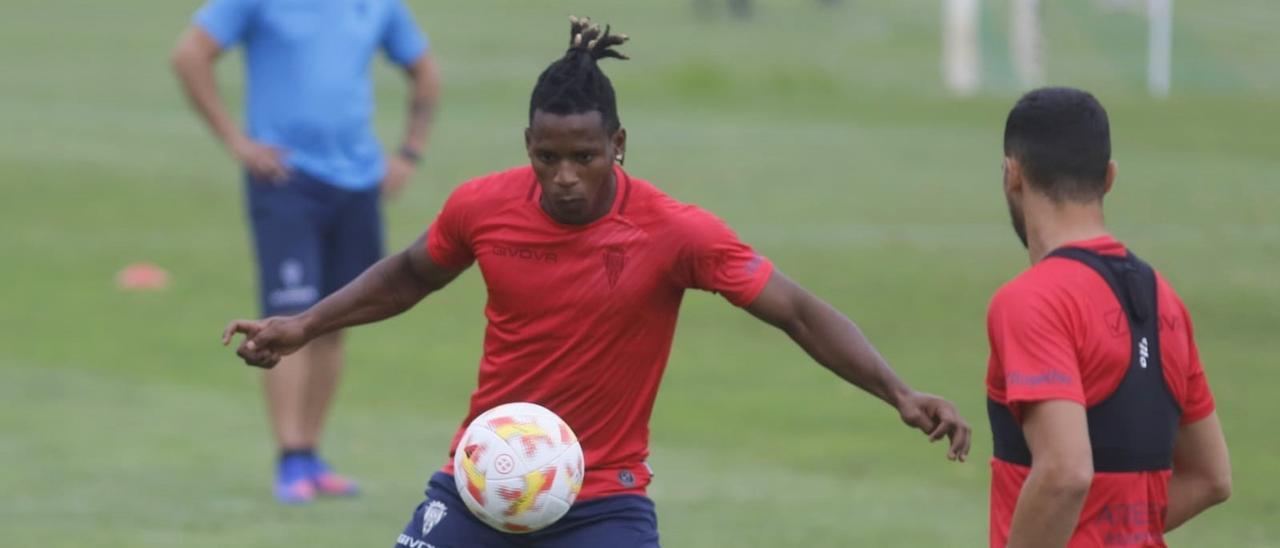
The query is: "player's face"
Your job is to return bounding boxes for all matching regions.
[1003,158,1030,248]
[526,110,626,225]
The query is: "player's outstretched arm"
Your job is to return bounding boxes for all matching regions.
[745,271,971,461]
[221,232,463,368]
[1165,412,1231,532]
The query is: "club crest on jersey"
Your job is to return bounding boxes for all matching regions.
[421,500,447,537]
[604,247,627,288]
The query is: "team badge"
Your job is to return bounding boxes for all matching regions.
[421,500,447,537]
[604,247,627,288]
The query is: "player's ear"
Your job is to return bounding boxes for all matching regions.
[611,128,626,165]
[524,127,533,150]
[1003,156,1024,195]
[1103,159,1117,196]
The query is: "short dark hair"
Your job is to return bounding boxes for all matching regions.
[529,17,629,134]
[1003,87,1111,202]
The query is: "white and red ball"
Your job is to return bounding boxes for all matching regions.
[453,402,585,533]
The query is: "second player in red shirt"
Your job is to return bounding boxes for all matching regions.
[987,87,1230,547]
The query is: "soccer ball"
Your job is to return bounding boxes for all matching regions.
[453,402,585,533]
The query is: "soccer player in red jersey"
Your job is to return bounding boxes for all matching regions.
[986,87,1232,547]
[223,17,971,546]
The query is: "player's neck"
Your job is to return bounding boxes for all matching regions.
[1025,197,1109,264]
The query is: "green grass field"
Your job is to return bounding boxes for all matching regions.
[2,0,1277,545]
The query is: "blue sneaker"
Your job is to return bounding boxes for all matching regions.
[275,453,316,504]
[309,456,359,497]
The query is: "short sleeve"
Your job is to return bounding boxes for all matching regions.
[425,186,476,270]
[987,284,1086,419]
[1177,303,1216,425]
[381,0,429,67]
[675,207,774,307]
[193,0,260,49]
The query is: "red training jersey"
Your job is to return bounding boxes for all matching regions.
[426,165,774,500]
[985,235,1215,547]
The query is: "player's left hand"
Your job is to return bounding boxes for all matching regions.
[220,316,310,369]
[896,391,972,462]
[381,154,416,199]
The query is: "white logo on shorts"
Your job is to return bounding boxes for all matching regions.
[280,259,304,287]
[421,500,447,537]
[269,259,318,308]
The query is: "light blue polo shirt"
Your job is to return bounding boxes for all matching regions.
[195,0,428,189]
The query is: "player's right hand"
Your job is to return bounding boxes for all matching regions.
[231,136,289,183]
[379,153,417,200]
[895,390,973,463]
[221,316,308,369]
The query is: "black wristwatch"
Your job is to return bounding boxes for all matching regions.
[397,146,421,165]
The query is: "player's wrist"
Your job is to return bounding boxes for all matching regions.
[226,132,252,152]
[886,385,916,410]
[396,145,422,165]
[293,311,322,342]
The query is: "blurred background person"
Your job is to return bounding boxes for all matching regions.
[170,0,441,504]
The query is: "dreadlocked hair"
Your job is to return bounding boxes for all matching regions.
[529,16,630,133]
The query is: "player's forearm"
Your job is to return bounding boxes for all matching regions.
[399,55,440,155]
[1164,472,1230,532]
[787,296,912,407]
[297,251,434,338]
[1006,465,1090,547]
[170,49,243,149]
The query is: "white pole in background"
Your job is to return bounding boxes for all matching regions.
[1010,0,1045,89]
[943,0,982,96]
[1148,0,1172,97]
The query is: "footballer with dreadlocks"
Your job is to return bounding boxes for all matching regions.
[222,17,972,547]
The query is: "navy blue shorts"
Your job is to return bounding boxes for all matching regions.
[244,171,383,317]
[394,472,660,548]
